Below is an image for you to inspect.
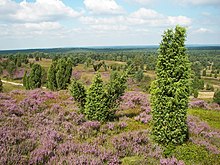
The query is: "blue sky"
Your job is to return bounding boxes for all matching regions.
[0,0,220,50]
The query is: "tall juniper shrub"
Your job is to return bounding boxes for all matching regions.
[151,26,191,145]
[70,71,127,122]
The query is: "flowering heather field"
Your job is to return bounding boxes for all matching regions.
[0,89,220,164]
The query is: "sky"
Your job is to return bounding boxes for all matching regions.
[0,0,220,50]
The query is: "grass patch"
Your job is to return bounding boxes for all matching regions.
[172,143,220,165]
[188,108,220,129]
[3,82,24,92]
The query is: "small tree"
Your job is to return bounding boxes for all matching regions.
[84,73,109,122]
[202,69,206,76]
[47,61,58,91]
[193,89,199,98]
[56,58,67,90]
[56,58,72,90]
[0,78,3,92]
[206,83,214,91]
[135,69,144,82]
[6,61,16,78]
[106,71,127,110]
[28,64,43,89]
[70,72,127,122]
[23,71,30,90]
[69,79,87,112]
[214,72,218,78]
[213,90,220,105]
[151,26,191,145]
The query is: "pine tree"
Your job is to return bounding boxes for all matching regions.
[0,78,3,92]
[28,64,42,89]
[23,71,30,90]
[202,69,206,76]
[69,79,87,112]
[213,90,220,105]
[55,58,72,90]
[151,26,191,145]
[135,69,144,82]
[106,71,127,110]
[64,58,73,86]
[6,61,16,78]
[47,61,58,91]
[84,73,109,122]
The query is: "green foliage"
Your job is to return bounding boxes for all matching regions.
[193,89,199,98]
[69,79,87,112]
[213,90,220,105]
[47,61,57,91]
[106,71,127,110]
[135,69,144,82]
[172,143,220,165]
[0,66,3,75]
[70,72,127,122]
[6,61,16,78]
[188,108,220,129]
[56,58,68,90]
[0,78,3,92]
[191,61,202,78]
[48,58,72,91]
[28,64,43,89]
[151,26,191,145]
[192,76,204,91]
[214,72,218,78]
[92,62,103,71]
[202,69,206,76]
[23,71,30,90]
[41,68,47,85]
[206,83,214,91]
[84,73,110,122]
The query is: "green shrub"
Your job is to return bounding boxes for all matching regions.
[70,72,127,122]
[206,83,214,91]
[151,26,191,145]
[23,71,29,90]
[23,64,43,90]
[106,71,127,110]
[47,58,72,91]
[134,69,144,82]
[69,79,86,112]
[172,143,220,165]
[193,89,199,98]
[0,78,3,92]
[202,69,206,76]
[84,73,110,122]
[213,90,220,105]
[47,61,57,91]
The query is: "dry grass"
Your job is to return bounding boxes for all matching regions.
[29,58,52,70]
[144,70,156,79]
[198,91,214,99]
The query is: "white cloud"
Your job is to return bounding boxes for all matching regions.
[128,8,191,26]
[0,22,63,38]
[0,0,81,23]
[132,0,154,5]
[83,0,124,14]
[178,0,220,6]
[91,25,128,31]
[168,16,192,26]
[130,8,163,19]
[79,7,192,38]
[194,28,212,33]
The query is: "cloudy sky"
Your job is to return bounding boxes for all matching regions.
[0,0,220,50]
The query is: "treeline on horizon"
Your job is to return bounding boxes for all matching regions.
[1,45,220,54]
[0,46,220,71]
